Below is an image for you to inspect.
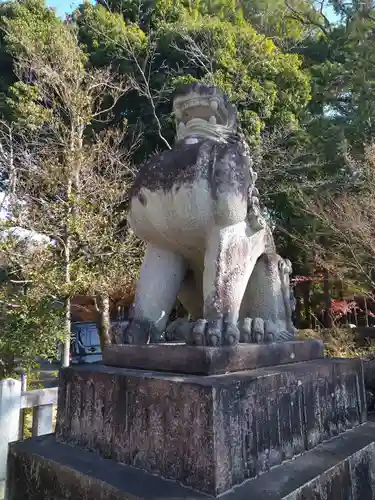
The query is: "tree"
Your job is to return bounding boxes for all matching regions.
[287,0,375,161]
[73,0,375,288]
[0,0,140,369]
[0,230,66,378]
[0,2,17,122]
[3,0,375,356]
[74,1,311,158]
[291,143,375,297]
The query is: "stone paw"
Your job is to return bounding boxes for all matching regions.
[165,318,192,342]
[185,318,240,347]
[238,317,277,344]
[109,319,164,345]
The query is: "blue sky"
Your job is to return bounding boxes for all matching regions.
[46,0,84,17]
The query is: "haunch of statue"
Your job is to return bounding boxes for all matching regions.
[114,83,296,346]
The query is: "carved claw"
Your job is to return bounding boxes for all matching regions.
[224,322,240,345]
[108,321,128,344]
[240,317,252,343]
[238,317,279,344]
[182,317,286,346]
[264,320,277,343]
[207,319,223,346]
[124,331,134,344]
[165,318,192,341]
[124,320,147,344]
[186,318,240,346]
[252,317,264,343]
[192,319,207,346]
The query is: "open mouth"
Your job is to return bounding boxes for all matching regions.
[173,94,227,129]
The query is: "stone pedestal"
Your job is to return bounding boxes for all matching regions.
[6,340,375,500]
[102,339,324,374]
[55,356,365,495]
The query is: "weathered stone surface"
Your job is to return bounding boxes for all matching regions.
[234,417,375,499]
[7,420,375,499]
[6,434,207,500]
[56,358,366,496]
[103,339,324,375]
[123,83,297,347]
[363,357,375,389]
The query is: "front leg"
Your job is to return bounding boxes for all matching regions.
[112,244,186,344]
[188,222,266,346]
[241,253,296,342]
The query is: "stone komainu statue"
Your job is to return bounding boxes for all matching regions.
[113,83,296,347]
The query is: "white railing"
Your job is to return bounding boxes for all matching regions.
[0,378,58,499]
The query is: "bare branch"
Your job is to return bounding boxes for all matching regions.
[125,39,172,150]
[82,23,172,149]
[284,0,330,37]
[171,32,215,79]
[288,143,375,295]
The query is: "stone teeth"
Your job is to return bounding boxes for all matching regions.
[186,118,208,127]
[209,115,217,125]
[210,100,219,112]
[181,98,205,110]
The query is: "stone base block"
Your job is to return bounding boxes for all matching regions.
[7,421,375,499]
[244,418,375,499]
[103,339,324,375]
[6,435,207,500]
[56,358,366,496]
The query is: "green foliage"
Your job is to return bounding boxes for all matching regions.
[0,238,65,379]
[162,17,310,137]
[0,291,64,378]
[0,0,375,365]
[0,0,139,370]
[239,0,321,43]
[3,0,85,68]
[297,8,375,162]
[75,4,147,67]
[74,0,310,161]
[7,82,52,130]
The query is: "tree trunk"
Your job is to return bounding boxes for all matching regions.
[61,248,71,368]
[303,282,312,328]
[62,172,72,368]
[338,280,344,300]
[95,292,111,352]
[365,297,369,327]
[62,126,83,367]
[323,270,333,328]
[353,294,358,326]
